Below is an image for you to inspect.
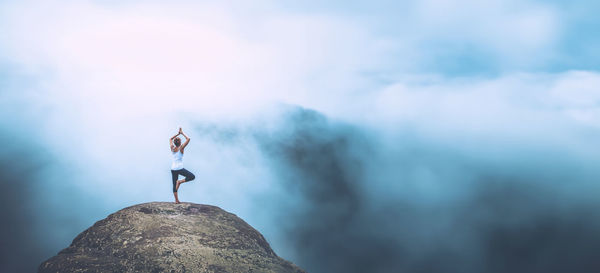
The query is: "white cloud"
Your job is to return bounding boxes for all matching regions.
[393,0,560,69]
[0,1,595,194]
[0,0,391,212]
[2,1,600,268]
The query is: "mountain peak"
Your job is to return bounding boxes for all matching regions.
[39,202,305,273]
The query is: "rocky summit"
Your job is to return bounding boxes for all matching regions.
[38,202,305,273]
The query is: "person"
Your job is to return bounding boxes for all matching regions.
[169,127,195,204]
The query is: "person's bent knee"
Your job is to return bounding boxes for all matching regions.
[187,174,195,182]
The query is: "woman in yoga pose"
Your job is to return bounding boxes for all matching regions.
[169,127,195,204]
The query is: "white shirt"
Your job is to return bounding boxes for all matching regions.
[171,150,184,170]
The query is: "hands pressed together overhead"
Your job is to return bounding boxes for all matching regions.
[171,127,190,139]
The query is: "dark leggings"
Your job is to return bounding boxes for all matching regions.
[171,168,195,192]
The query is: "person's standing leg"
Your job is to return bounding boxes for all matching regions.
[171,170,181,204]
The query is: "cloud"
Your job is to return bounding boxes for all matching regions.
[272,0,562,74]
[190,105,600,273]
[0,0,389,114]
[1,1,600,272]
[0,132,48,273]
[0,0,391,209]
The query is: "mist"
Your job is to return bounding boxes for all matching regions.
[189,104,600,273]
[2,0,600,272]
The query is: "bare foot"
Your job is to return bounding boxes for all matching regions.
[175,201,181,204]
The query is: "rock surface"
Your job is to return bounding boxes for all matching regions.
[39,202,305,273]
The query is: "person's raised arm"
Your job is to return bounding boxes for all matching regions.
[170,131,181,151]
[180,130,191,151]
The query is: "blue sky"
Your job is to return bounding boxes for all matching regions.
[1,1,600,272]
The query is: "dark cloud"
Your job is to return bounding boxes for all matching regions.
[4,103,599,273]
[244,106,600,273]
[0,127,97,273]
[0,131,52,272]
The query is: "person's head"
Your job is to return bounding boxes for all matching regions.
[174,137,181,147]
